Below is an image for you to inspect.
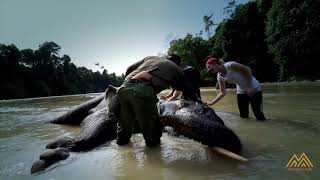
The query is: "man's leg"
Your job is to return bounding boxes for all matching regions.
[131,84,161,147]
[237,93,249,118]
[116,85,135,145]
[250,91,267,120]
[116,123,132,145]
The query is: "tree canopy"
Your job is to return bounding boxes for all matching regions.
[0,42,124,100]
[167,0,320,83]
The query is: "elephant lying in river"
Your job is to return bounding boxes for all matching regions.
[31,86,244,174]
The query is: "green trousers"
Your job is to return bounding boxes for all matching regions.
[116,81,161,147]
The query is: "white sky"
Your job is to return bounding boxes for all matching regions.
[0,0,248,75]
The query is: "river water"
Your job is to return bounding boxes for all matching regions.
[0,82,319,180]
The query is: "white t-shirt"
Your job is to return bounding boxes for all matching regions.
[217,61,261,94]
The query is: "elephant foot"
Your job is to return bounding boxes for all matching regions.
[31,148,70,174]
[46,136,75,149]
[31,160,46,174]
[40,148,70,162]
[163,126,180,136]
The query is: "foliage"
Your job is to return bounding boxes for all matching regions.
[0,42,124,99]
[167,34,212,86]
[212,1,278,82]
[167,0,319,83]
[203,14,217,39]
[266,0,320,80]
[168,34,211,69]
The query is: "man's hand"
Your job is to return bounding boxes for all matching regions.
[248,88,254,98]
[159,95,167,100]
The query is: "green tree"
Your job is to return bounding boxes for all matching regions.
[168,34,212,86]
[0,42,124,99]
[266,0,320,80]
[224,0,238,17]
[21,49,35,67]
[168,34,210,70]
[203,14,217,39]
[0,44,25,98]
[212,1,278,82]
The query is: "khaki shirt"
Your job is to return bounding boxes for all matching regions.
[125,56,185,93]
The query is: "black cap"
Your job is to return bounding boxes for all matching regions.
[167,54,181,66]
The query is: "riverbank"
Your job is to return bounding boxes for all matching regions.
[1,80,320,102]
[0,93,102,103]
[261,79,320,86]
[201,80,320,90]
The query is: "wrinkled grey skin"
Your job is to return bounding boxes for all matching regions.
[32,86,119,174]
[31,148,70,174]
[31,85,241,174]
[158,100,241,153]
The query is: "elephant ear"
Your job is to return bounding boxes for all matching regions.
[104,85,121,117]
[105,85,119,97]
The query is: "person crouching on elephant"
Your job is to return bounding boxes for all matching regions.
[117,56,198,147]
[162,54,202,102]
[205,55,267,120]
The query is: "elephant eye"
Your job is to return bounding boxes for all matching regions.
[199,107,208,114]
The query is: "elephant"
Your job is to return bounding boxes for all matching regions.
[31,85,244,174]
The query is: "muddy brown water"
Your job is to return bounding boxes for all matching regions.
[0,82,319,179]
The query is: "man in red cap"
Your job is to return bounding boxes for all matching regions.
[205,55,266,120]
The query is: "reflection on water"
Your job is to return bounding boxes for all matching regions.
[0,82,319,179]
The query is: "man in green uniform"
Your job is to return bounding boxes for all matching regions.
[117,56,197,147]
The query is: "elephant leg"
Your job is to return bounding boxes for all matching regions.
[71,108,117,151]
[48,94,105,125]
[46,136,75,149]
[47,108,117,152]
[88,97,107,114]
[31,148,70,174]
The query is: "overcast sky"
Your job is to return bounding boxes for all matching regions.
[1,0,248,75]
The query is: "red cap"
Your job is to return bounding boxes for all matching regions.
[206,58,219,65]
